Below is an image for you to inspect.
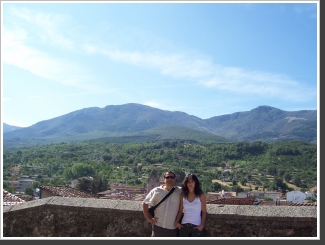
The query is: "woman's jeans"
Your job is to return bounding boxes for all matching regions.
[178,223,205,237]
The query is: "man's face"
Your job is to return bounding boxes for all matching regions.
[164,172,176,185]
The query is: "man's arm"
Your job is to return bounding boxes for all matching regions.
[142,202,156,225]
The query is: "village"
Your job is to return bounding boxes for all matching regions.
[3,172,317,207]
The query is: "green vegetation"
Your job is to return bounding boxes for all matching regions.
[3,140,317,195]
[3,125,234,151]
[305,196,317,203]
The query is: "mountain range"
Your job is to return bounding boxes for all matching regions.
[3,103,317,149]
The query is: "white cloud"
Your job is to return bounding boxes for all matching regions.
[3,5,315,104]
[2,27,101,91]
[8,6,75,50]
[87,47,312,102]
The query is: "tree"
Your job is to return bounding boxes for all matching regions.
[284,173,292,182]
[102,155,112,161]
[277,169,285,177]
[63,168,74,180]
[273,177,288,192]
[292,176,301,187]
[76,178,93,193]
[212,182,221,192]
[2,140,317,193]
[240,177,247,186]
[71,163,95,179]
[24,186,34,195]
[305,196,316,203]
[266,166,277,175]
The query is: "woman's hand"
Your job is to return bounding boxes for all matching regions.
[195,225,204,231]
[175,222,183,229]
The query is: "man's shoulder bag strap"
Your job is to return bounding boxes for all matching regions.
[154,186,175,209]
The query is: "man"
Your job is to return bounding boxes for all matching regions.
[142,170,182,237]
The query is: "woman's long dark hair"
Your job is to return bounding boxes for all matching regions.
[181,173,203,199]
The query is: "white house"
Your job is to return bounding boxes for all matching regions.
[247,191,265,198]
[286,190,306,203]
[237,192,249,198]
[264,191,281,201]
[16,179,34,192]
[207,192,222,198]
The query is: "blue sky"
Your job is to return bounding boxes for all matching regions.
[2,1,319,127]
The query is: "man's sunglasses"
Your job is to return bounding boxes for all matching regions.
[164,176,175,179]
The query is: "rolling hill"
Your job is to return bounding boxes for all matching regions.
[3,103,317,149]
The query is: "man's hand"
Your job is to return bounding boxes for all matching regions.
[147,217,157,225]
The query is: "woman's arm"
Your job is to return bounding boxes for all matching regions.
[174,193,184,228]
[198,193,207,230]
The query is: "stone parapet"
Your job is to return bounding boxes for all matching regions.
[3,197,318,237]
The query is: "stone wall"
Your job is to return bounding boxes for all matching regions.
[3,197,318,237]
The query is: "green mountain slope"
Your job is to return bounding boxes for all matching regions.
[3,104,317,149]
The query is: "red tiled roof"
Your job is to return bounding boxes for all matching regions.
[15,194,36,202]
[3,190,25,206]
[207,197,255,205]
[39,185,97,198]
[288,202,317,206]
[310,186,317,191]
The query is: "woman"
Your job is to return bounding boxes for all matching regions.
[174,173,207,237]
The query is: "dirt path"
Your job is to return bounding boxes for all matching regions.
[212,179,298,191]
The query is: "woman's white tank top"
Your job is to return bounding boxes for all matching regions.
[181,196,202,226]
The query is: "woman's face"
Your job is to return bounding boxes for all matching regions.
[187,178,196,189]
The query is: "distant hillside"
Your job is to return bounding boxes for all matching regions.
[3,103,317,149]
[206,106,317,143]
[3,123,24,133]
[89,125,233,144]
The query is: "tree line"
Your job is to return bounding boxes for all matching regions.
[3,140,317,195]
